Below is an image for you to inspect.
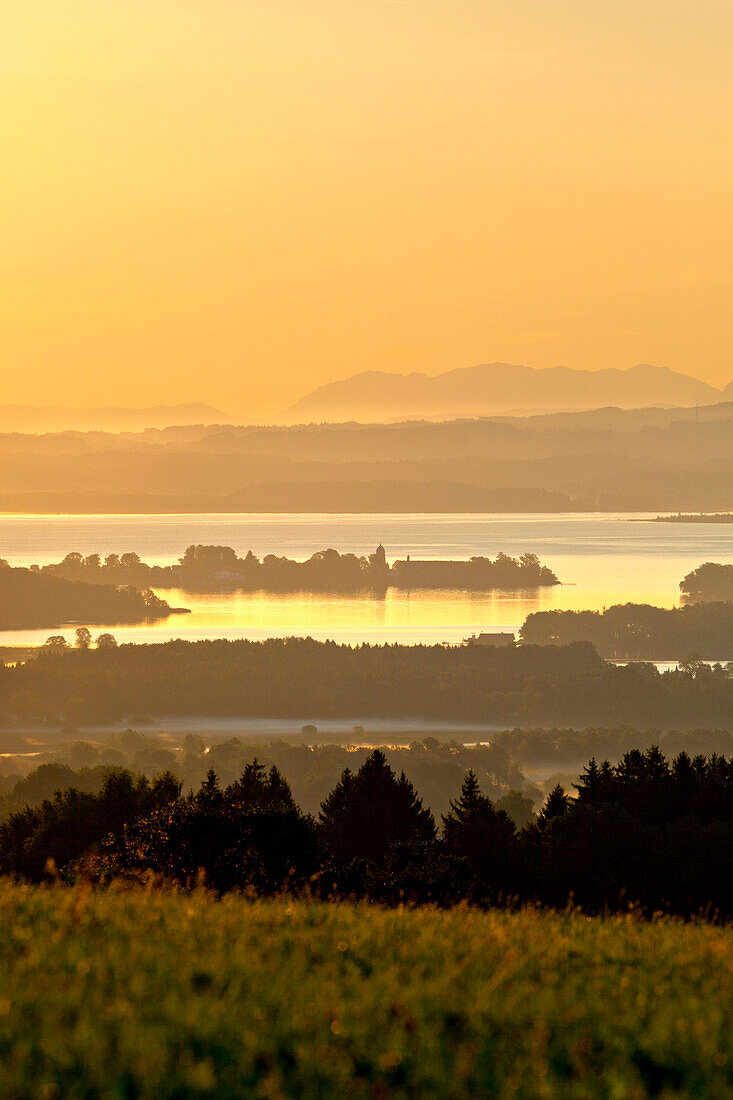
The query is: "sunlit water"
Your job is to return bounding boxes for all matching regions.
[1,512,731,647]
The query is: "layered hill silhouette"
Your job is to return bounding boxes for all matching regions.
[2,399,733,513]
[285,362,723,423]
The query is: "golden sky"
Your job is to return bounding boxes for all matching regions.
[2,0,732,416]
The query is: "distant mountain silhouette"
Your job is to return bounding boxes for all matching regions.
[722,382,733,402]
[0,404,226,433]
[285,363,722,423]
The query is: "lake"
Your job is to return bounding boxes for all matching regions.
[1,511,731,647]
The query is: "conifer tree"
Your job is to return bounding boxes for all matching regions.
[575,758,602,806]
[195,768,223,808]
[319,750,434,865]
[537,784,570,826]
[227,760,296,813]
[442,770,516,890]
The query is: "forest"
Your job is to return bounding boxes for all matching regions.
[0,561,181,631]
[39,544,558,592]
[520,600,733,658]
[3,637,733,726]
[1,747,730,917]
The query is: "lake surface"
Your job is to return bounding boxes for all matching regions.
[1,512,731,647]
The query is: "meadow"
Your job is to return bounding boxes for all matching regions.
[1,885,731,1099]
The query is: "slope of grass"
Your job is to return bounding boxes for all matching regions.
[0,885,731,1098]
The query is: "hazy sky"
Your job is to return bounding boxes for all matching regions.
[3,1,732,416]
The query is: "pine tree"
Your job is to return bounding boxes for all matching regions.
[319,751,434,865]
[227,760,296,813]
[537,784,570,827]
[265,765,296,812]
[195,768,223,808]
[227,758,267,809]
[443,771,516,890]
[443,771,488,835]
[575,758,602,806]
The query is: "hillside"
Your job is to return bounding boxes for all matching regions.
[1,888,730,1099]
[286,362,723,422]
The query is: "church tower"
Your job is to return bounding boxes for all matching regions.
[369,543,389,578]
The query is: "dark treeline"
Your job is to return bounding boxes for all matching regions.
[40,545,558,593]
[4,638,733,727]
[655,514,733,524]
[2,405,733,513]
[0,561,179,631]
[1,748,731,916]
[0,738,532,823]
[5,728,732,820]
[520,601,733,659]
[681,563,733,602]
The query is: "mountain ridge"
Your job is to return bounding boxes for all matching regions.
[285,362,724,423]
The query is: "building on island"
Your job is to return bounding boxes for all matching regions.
[391,557,477,588]
[464,632,515,647]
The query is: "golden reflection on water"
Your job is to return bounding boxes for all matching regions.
[107,577,679,647]
[0,582,684,650]
[163,586,556,642]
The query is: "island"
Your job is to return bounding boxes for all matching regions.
[38,545,560,594]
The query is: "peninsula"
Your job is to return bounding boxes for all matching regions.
[652,513,733,523]
[0,563,186,632]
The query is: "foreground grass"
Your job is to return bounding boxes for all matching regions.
[0,886,731,1098]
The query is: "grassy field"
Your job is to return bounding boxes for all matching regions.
[0,886,731,1098]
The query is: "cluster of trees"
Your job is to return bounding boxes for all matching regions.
[0,761,122,820]
[0,770,179,881]
[0,561,179,631]
[680,562,733,601]
[40,628,119,653]
[491,726,733,769]
[41,545,557,593]
[520,601,733,659]
[1,748,730,916]
[3,637,733,727]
